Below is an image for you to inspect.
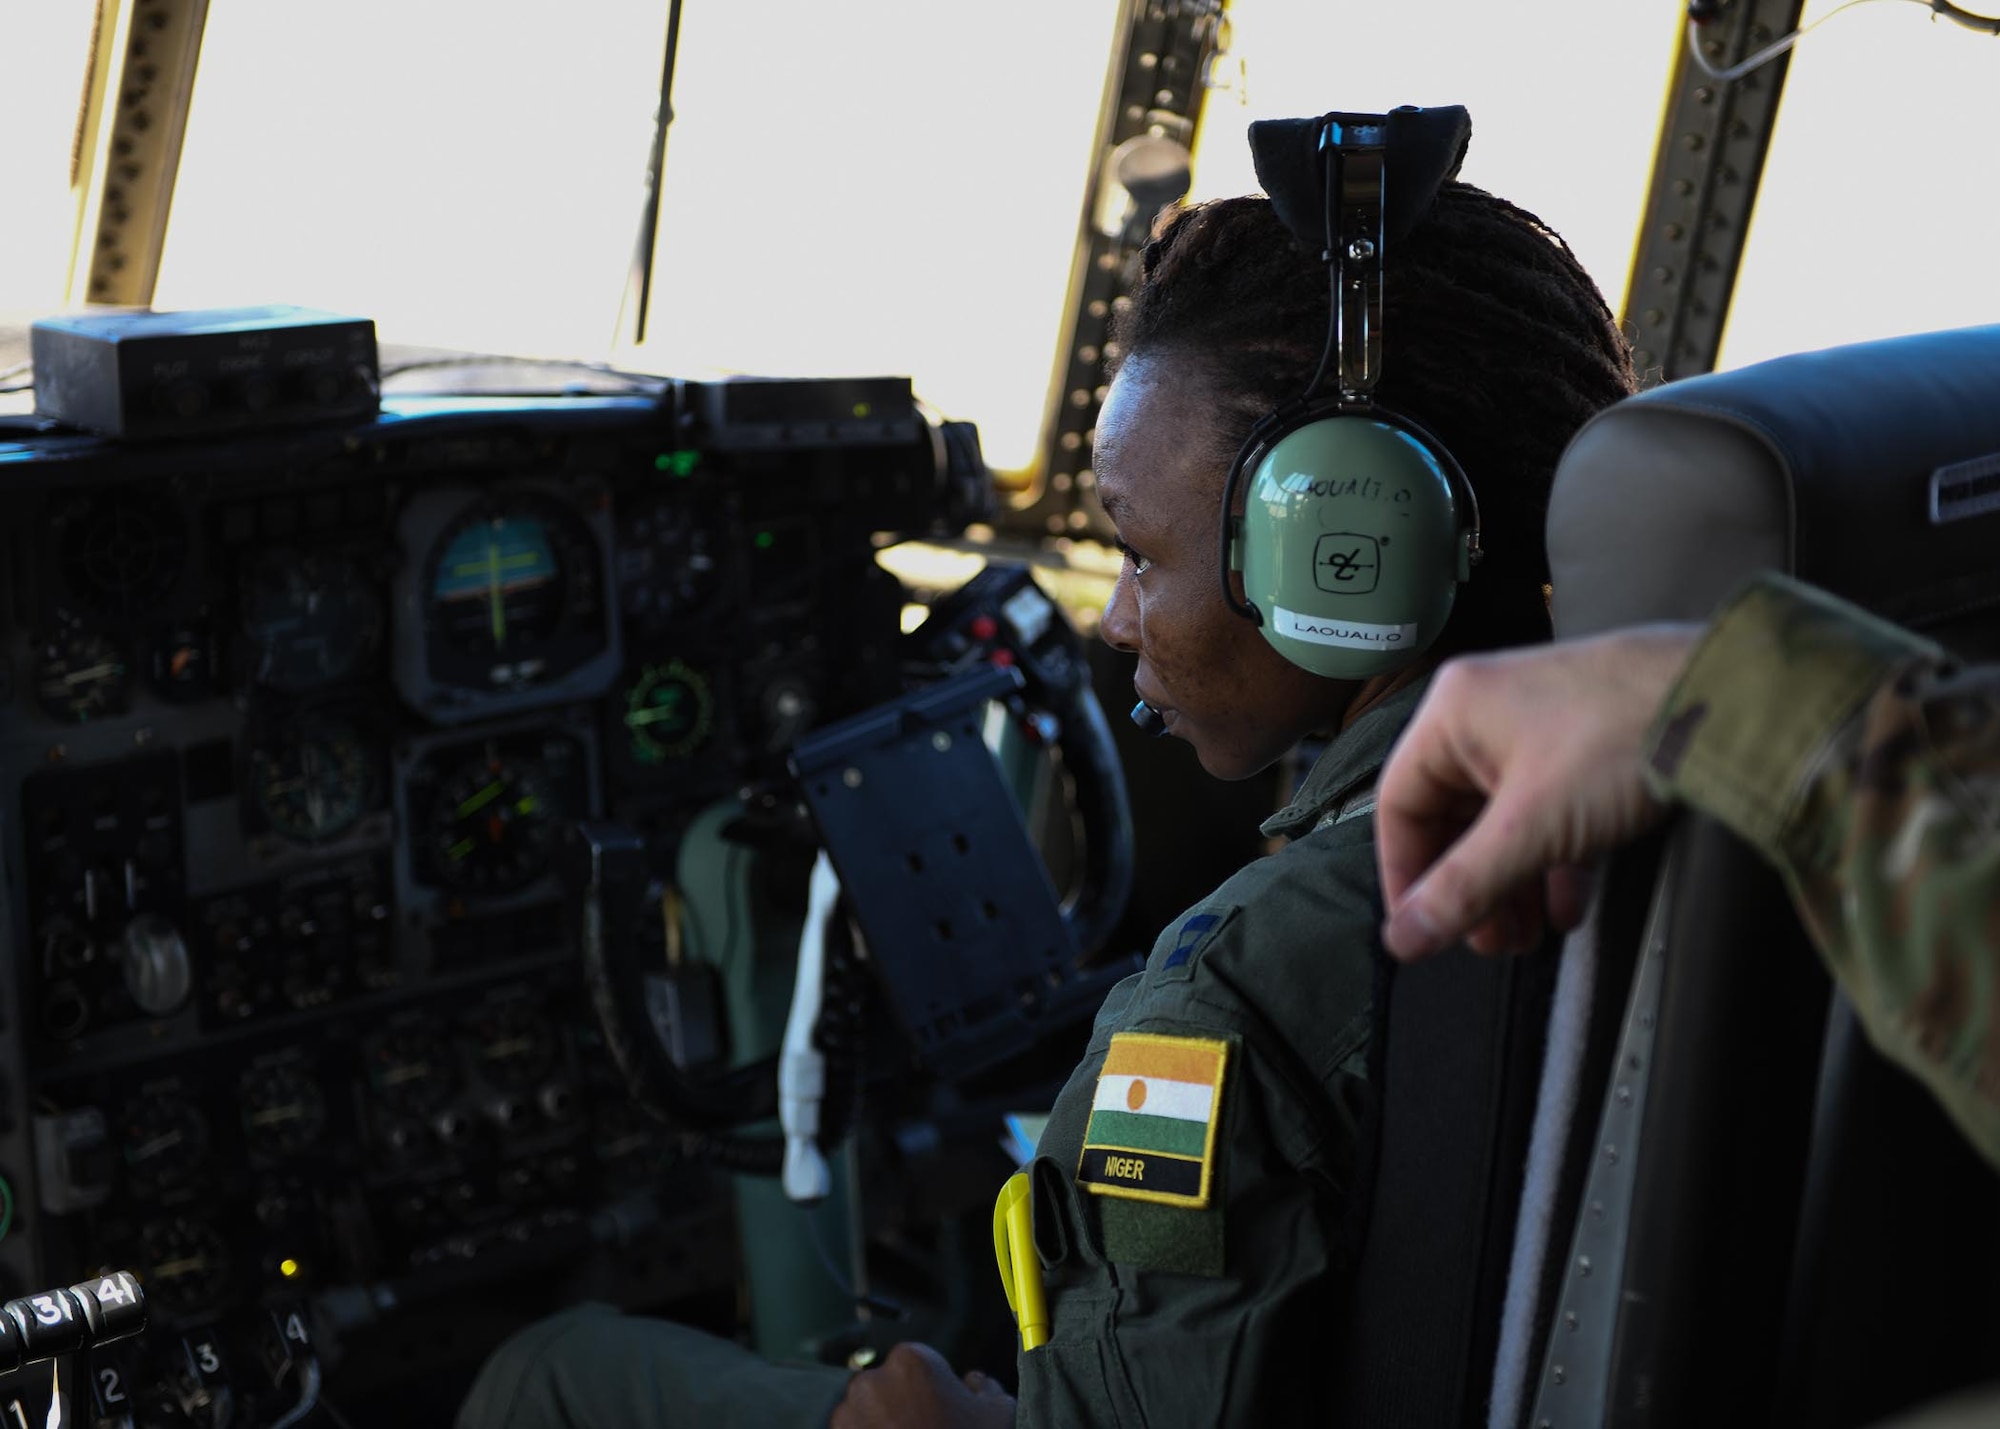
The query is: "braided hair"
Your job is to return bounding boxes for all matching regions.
[1110,182,1635,653]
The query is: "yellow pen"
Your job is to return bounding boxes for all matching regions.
[992,1171,1049,1351]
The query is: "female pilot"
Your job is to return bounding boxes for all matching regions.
[458,107,1636,1429]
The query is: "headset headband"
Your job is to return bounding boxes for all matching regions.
[1320,114,1386,405]
[1248,105,1472,256]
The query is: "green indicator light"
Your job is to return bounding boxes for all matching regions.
[754,531,775,550]
[852,402,871,418]
[655,450,702,477]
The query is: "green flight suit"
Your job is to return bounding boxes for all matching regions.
[1645,572,2000,1172]
[1011,681,1411,1426]
[455,682,1417,1429]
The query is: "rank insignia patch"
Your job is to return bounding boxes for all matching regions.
[1077,1032,1230,1208]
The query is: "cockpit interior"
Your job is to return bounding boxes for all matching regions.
[1,2,1997,1425]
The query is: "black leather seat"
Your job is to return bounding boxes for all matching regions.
[1479,324,2000,1428]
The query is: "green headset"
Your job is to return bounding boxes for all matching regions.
[1218,106,1483,682]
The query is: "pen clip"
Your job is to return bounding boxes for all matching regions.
[993,1172,1029,1317]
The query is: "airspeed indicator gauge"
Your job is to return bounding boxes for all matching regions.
[241,551,381,692]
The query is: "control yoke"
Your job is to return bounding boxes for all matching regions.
[566,565,1139,1173]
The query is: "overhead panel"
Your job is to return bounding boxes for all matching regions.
[66,0,211,307]
[1621,0,1807,386]
[1005,0,1230,541]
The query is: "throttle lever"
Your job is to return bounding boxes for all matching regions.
[260,1305,325,1429]
[0,1273,146,1377]
[0,1273,145,1429]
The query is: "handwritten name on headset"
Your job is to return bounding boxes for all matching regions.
[1279,473,1416,503]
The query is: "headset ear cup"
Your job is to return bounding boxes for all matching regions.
[1232,407,1471,679]
[1224,514,1250,609]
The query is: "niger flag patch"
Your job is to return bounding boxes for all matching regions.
[1077,1032,1229,1208]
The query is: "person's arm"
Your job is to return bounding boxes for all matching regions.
[1378,571,2000,1168]
[1642,573,2000,1167]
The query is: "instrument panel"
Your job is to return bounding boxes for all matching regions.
[0,383,976,1417]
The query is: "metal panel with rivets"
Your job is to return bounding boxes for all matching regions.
[1003,0,1230,542]
[1620,0,1807,387]
[65,0,212,308]
[1529,856,1675,1429]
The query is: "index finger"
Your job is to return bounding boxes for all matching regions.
[1374,680,1495,911]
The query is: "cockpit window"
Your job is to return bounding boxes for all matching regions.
[150,0,674,360]
[0,6,99,316]
[144,0,1123,473]
[629,0,1123,473]
[1720,3,2000,368]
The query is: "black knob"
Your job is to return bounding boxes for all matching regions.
[68,1271,146,1344]
[120,912,193,1017]
[153,380,207,419]
[433,1110,473,1146]
[0,1309,21,1376]
[237,374,279,413]
[5,1287,87,1359]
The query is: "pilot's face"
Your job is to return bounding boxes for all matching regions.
[1096,353,1354,780]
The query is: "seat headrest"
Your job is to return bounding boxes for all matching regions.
[1549,325,2000,639]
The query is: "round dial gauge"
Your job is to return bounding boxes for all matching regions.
[367,1022,459,1116]
[238,1063,327,1155]
[56,490,188,619]
[122,1095,209,1186]
[141,1217,231,1318]
[33,628,132,723]
[249,719,374,844]
[623,660,715,764]
[427,745,559,894]
[242,552,381,692]
[470,1002,559,1090]
[616,500,721,629]
[425,497,601,666]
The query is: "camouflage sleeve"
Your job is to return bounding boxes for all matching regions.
[1642,572,2000,1169]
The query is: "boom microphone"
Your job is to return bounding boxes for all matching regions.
[1130,700,1168,737]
